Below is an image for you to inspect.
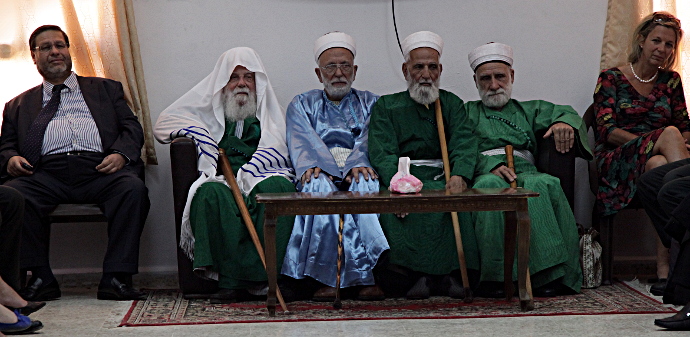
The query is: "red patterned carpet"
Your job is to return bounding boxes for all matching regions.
[120,282,675,326]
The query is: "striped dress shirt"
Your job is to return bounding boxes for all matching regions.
[40,72,103,156]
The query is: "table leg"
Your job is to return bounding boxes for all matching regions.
[334,215,344,309]
[264,211,278,317]
[503,210,517,301]
[516,200,534,311]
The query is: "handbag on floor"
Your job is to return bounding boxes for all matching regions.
[579,224,602,288]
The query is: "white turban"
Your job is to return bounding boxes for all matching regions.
[401,31,443,58]
[468,42,513,72]
[314,32,356,63]
[154,47,294,262]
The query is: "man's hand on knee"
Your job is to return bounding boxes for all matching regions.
[346,166,378,184]
[301,167,333,184]
[96,153,126,174]
[491,165,517,184]
[544,122,575,153]
[446,175,467,193]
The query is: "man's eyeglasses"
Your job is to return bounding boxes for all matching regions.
[320,63,353,75]
[651,12,681,28]
[229,73,255,84]
[33,42,69,53]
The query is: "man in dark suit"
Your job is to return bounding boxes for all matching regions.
[638,159,690,330]
[0,25,150,301]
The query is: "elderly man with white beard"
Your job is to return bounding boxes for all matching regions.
[368,31,479,300]
[281,32,389,302]
[463,42,592,298]
[154,47,297,303]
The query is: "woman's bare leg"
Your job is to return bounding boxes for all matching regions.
[0,305,17,324]
[652,126,690,164]
[0,277,27,309]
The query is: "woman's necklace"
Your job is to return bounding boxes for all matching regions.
[629,63,658,83]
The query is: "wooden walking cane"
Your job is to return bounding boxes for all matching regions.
[504,145,533,299]
[505,145,518,188]
[217,149,289,313]
[434,99,473,303]
[333,215,345,309]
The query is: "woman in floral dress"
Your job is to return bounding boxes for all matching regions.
[593,11,689,292]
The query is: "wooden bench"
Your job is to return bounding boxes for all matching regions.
[256,187,539,316]
[19,203,107,285]
[48,204,107,223]
[169,134,576,296]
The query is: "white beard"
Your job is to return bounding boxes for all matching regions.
[323,75,353,101]
[406,75,440,105]
[479,81,512,109]
[223,87,257,122]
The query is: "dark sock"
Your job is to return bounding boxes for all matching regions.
[29,267,56,284]
[101,272,132,288]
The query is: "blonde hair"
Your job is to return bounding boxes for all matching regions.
[628,11,683,71]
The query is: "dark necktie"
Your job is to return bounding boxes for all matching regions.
[23,84,67,165]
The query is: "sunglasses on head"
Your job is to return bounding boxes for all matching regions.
[650,12,681,28]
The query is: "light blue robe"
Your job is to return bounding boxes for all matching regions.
[281,88,390,287]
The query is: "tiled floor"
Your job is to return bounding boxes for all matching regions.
[23,273,687,336]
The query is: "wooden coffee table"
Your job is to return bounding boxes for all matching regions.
[256,187,539,316]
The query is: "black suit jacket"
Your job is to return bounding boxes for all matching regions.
[0,76,145,177]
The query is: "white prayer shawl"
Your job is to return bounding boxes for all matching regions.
[154,47,294,258]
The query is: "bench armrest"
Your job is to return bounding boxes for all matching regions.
[536,135,576,210]
[170,138,218,295]
[170,138,199,239]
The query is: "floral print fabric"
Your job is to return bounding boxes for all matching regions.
[593,67,689,216]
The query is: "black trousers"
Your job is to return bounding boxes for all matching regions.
[638,158,690,304]
[0,185,25,291]
[4,153,150,275]
[637,158,690,247]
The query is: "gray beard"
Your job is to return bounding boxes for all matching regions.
[323,75,353,101]
[37,58,72,82]
[479,83,512,109]
[407,77,440,105]
[223,87,257,122]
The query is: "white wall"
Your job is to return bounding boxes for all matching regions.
[51,0,609,273]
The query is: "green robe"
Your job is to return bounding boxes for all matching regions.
[465,99,592,292]
[369,90,479,275]
[189,118,296,290]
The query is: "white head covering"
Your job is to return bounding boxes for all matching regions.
[401,31,443,58]
[314,32,356,63]
[468,42,513,72]
[154,47,294,261]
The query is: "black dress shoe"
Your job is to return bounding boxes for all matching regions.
[651,279,667,296]
[18,277,61,301]
[654,302,690,330]
[8,301,46,316]
[97,277,147,300]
